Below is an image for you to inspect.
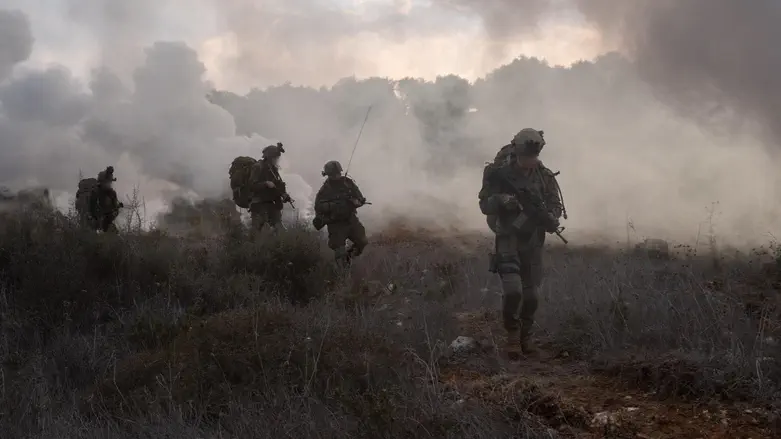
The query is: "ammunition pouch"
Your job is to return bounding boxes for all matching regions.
[510,210,531,231]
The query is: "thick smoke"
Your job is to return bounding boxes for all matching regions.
[415,0,781,244]
[1,3,780,247]
[0,9,32,79]
[0,11,311,220]
[445,0,781,148]
[577,0,781,149]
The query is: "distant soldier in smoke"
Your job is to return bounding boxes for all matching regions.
[247,143,292,232]
[479,128,566,359]
[313,160,369,266]
[87,166,124,233]
[0,186,53,215]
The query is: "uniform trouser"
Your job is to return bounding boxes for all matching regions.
[98,215,118,233]
[326,216,368,263]
[83,213,117,233]
[494,229,545,333]
[249,202,282,232]
[78,210,94,230]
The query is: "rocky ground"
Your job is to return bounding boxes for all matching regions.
[443,310,777,438]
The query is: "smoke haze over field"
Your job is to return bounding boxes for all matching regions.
[0,1,780,246]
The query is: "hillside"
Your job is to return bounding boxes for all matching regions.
[0,209,779,438]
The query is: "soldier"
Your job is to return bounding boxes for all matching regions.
[313,161,368,266]
[247,143,292,232]
[89,166,124,233]
[478,128,565,359]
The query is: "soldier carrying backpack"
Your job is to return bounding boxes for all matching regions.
[75,166,124,233]
[313,160,369,266]
[479,128,566,359]
[228,142,293,233]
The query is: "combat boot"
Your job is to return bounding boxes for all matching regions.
[520,321,537,355]
[334,247,352,269]
[505,328,522,360]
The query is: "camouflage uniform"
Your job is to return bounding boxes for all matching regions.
[478,128,565,359]
[248,145,291,232]
[89,167,123,233]
[313,161,369,266]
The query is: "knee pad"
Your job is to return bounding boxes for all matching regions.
[496,252,521,275]
[497,262,521,275]
[500,273,523,295]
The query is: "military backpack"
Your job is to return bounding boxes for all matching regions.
[229,156,257,209]
[75,178,98,216]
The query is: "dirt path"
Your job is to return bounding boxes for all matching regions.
[440,311,775,439]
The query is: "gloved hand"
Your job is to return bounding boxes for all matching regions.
[544,214,560,233]
[496,194,520,212]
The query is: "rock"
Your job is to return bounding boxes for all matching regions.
[591,411,618,427]
[449,336,478,354]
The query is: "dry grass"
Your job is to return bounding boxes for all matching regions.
[0,207,779,438]
[539,243,781,401]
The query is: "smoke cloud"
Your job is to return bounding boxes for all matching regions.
[1,2,780,247]
[0,9,32,79]
[579,0,781,149]
[448,0,781,148]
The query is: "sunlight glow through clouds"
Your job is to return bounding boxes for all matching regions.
[7,0,609,91]
[200,21,605,90]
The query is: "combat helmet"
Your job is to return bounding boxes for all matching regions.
[511,128,546,156]
[262,142,285,159]
[97,166,116,183]
[322,160,343,177]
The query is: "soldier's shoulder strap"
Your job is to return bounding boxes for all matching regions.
[251,160,266,173]
[537,161,567,219]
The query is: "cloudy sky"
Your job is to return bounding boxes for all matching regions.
[1,0,606,90]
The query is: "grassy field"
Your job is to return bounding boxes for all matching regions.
[0,208,779,438]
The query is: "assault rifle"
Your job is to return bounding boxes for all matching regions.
[491,165,568,244]
[282,193,295,209]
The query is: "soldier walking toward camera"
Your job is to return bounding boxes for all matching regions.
[88,166,124,233]
[313,161,369,266]
[478,128,566,359]
[248,143,292,232]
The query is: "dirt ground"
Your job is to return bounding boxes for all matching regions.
[441,309,778,439]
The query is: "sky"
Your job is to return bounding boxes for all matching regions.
[0,0,607,91]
